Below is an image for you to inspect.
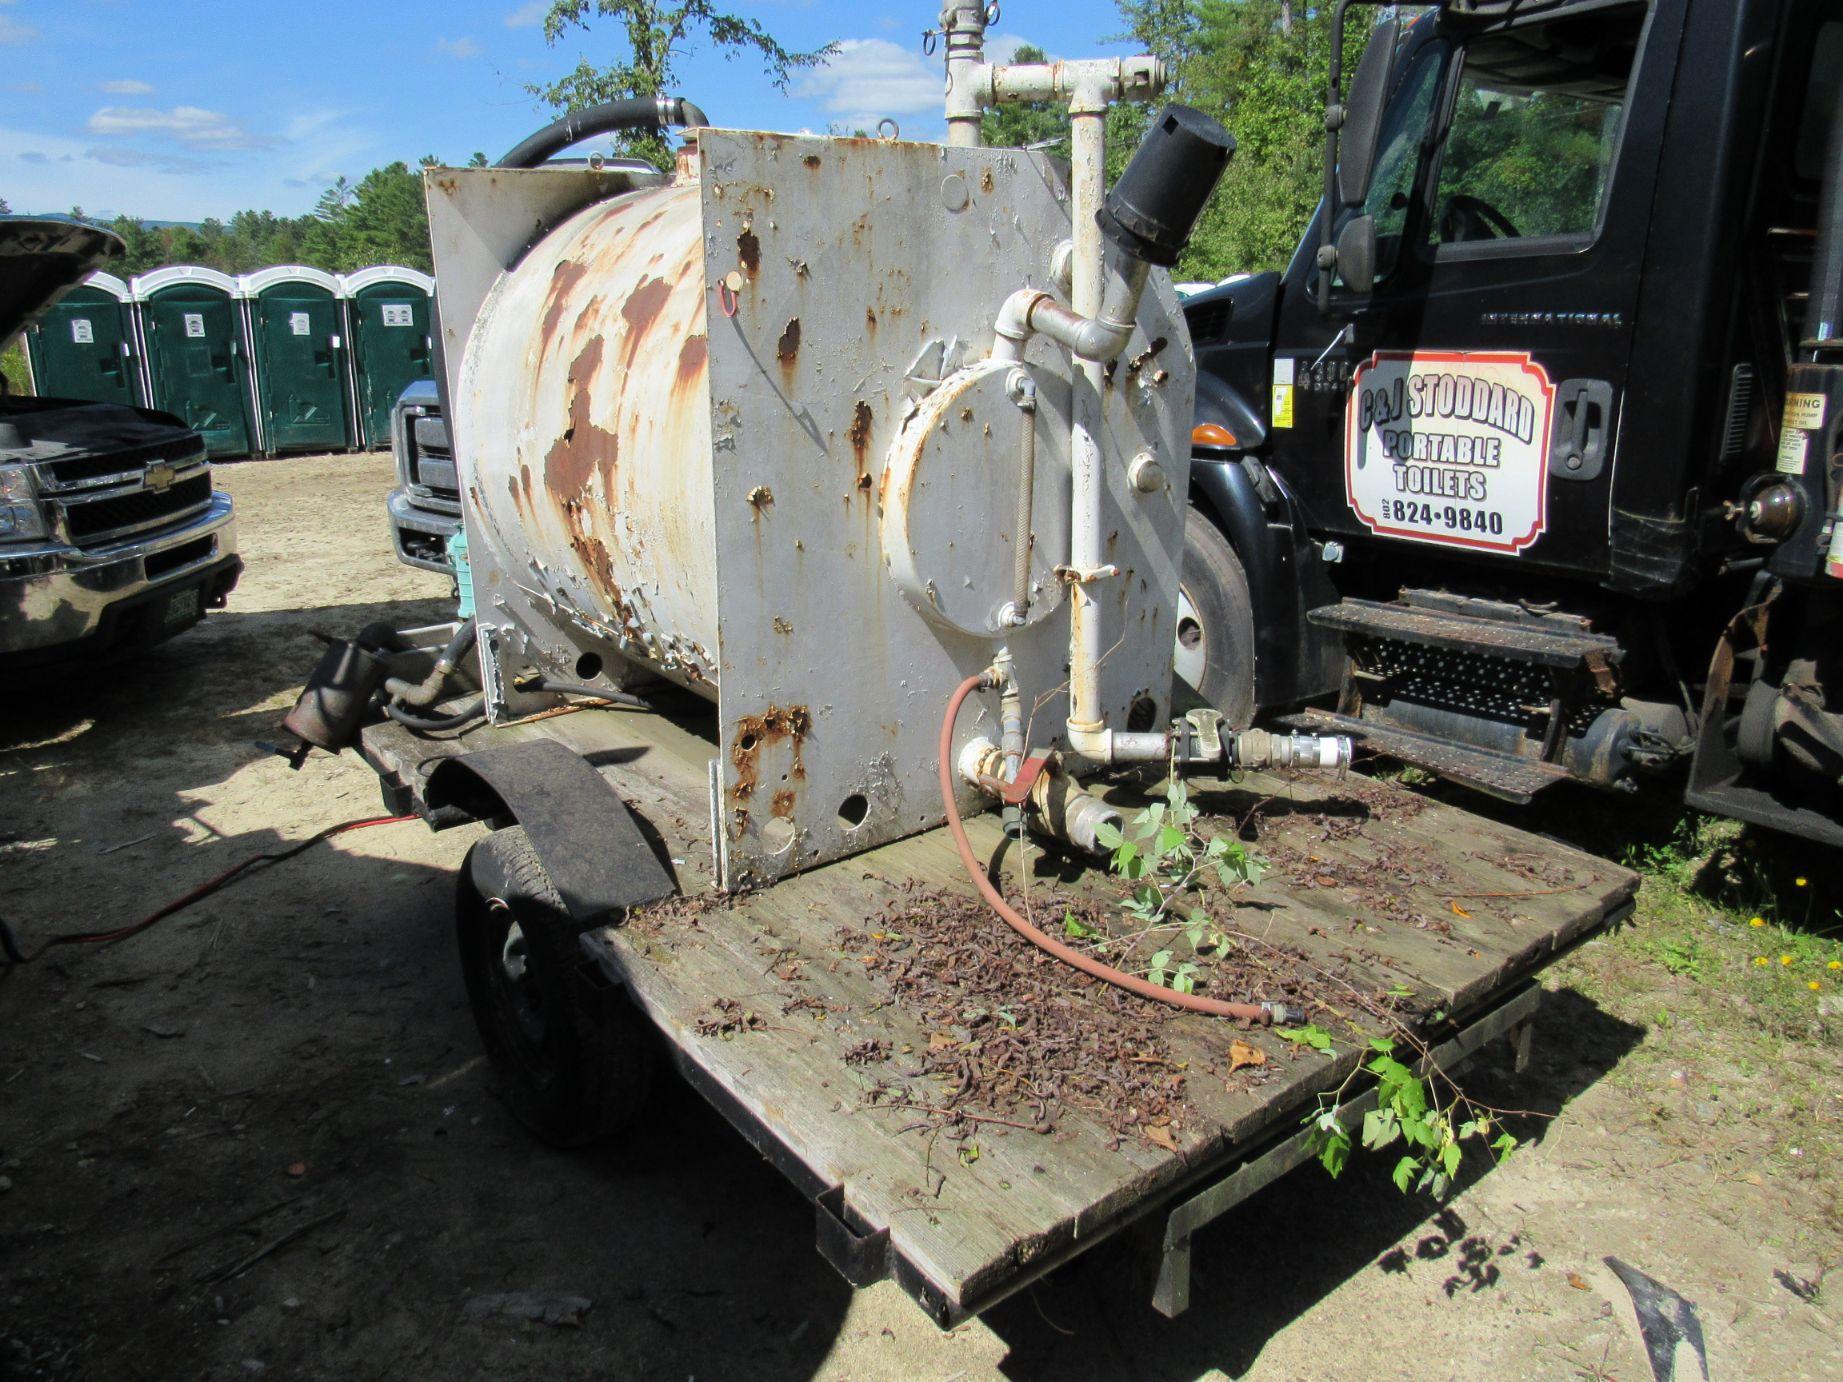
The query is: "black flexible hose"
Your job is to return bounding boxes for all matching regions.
[496,95,710,170]
[531,679,652,709]
[384,618,477,708]
[383,693,487,732]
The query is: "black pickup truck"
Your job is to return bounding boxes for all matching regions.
[1,220,241,672]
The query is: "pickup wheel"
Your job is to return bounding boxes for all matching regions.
[457,825,657,1147]
[1176,508,1257,728]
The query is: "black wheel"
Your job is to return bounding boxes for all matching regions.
[457,825,657,1146]
[1176,508,1257,728]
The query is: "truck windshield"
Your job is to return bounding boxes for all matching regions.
[1429,8,1645,247]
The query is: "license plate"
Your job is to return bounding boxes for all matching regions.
[162,585,202,628]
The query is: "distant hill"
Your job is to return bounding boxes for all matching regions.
[2,212,205,231]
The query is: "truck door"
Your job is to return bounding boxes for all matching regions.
[1269,1,1680,583]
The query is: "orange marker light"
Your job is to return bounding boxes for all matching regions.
[1192,422,1238,449]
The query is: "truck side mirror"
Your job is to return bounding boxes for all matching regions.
[1318,11,1399,312]
[1336,214,1378,295]
[1337,18,1399,209]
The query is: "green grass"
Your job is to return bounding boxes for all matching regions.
[1,341,29,395]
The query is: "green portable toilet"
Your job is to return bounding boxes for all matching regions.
[133,266,257,458]
[23,271,143,406]
[340,266,434,449]
[242,266,353,455]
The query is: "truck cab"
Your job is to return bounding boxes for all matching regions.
[2,220,241,672]
[1185,0,1843,844]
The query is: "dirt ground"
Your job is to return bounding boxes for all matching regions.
[2,452,1839,1380]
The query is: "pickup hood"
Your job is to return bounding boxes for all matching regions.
[0,218,126,347]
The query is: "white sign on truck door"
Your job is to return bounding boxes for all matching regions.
[1345,350,1556,555]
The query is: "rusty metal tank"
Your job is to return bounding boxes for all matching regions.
[458,180,719,693]
[431,133,1193,889]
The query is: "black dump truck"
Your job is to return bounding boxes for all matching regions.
[1180,0,1843,845]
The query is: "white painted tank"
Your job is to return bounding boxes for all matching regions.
[458,180,719,693]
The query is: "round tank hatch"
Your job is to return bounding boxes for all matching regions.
[880,360,1070,637]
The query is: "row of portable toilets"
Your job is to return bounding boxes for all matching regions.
[21,265,435,459]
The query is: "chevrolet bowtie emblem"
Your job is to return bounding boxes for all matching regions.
[144,461,176,492]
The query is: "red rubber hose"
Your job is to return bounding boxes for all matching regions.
[937,674,1277,1024]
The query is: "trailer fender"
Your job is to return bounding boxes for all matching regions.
[1188,456,1342,711]
[426,739,677,924]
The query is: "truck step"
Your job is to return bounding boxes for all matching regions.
[1308,598,1620,671]
[1283,708,1572,805]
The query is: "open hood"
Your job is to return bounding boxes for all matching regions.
[0,218,126,346]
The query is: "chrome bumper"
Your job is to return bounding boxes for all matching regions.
[388,486,459,573]
[0,492,240,661]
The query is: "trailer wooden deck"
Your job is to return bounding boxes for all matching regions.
[360,698,1636,1326]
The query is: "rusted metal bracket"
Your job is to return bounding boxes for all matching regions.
[1147,982,1543,1318]
[1053,562,1120,584]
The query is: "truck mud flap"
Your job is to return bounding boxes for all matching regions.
[425,739,676,925]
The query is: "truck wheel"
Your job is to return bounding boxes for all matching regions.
[457,825,657,1147]
[1176,508,1257,728]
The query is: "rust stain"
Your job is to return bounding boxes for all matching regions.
[847,399,873,469]
[543,336,619,499]
[802,154,822,170]
[747,485,774,514]
[728,704,811,803]
[738,227,761,277]
[776,317,801,367]
[980,167,994,194]
[618,275,672,371]
[770,789,797,819]
[864,306,877,334]
[519,463,533,505]
[677,333,708,388]
[540,258,592,346]
[772,616,793,634]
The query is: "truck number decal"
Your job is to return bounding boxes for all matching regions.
[1345,350,1556,555]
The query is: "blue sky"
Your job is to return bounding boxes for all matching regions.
[0,0,1139,221]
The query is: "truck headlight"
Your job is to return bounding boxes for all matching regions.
[0,465,49,542]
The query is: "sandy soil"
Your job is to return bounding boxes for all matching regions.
[2,452,1837,1380]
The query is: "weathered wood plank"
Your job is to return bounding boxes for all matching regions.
[360,704,1634,1312]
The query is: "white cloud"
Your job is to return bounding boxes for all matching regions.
[436,36,480,59]
[100,79,156,95]
[797,38,942,131]
[88,105,268,149]
[0,14,39,44]
[504,2,547,27]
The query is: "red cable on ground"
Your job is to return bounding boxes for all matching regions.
[0,814,414,967]
[938,673,1278,1025]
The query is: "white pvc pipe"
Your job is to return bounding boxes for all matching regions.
[1065,97,1110,759]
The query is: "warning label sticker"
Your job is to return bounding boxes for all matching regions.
[381,302,414,327]
[183,312,206,338]
[71,318,94,344]
[289,311,311,336]
[1345,350,1556,555]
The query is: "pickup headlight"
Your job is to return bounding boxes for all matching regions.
[0,464,49,542]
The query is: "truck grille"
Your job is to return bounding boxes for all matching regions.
[39,436,208,492]
[63,473,212,543]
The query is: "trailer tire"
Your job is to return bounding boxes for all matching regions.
[1177,508,1257,727]
[458,825,657,1147]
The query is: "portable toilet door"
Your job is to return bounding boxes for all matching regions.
[23,272,143,406]
[242,266,354,455]
[340,266,434,449]
[133,267,257,458]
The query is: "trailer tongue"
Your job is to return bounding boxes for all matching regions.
[285,2,1638,1327]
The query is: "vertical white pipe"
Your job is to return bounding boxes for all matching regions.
[942,3,987,148]
[1066,95,1108,746]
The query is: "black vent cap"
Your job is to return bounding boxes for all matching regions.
[1098,105,1235,268]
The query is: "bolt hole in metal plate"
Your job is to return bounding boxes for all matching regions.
[575,650,603,680]
[837,793,870,829]
[882,360,1072,636]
